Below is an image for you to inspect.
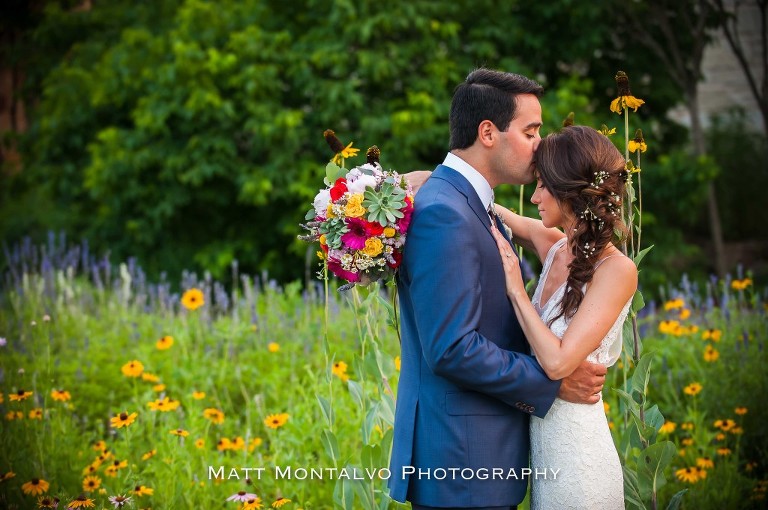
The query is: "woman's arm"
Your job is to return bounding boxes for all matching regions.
[494,204,564,262]
[490,225,637,380]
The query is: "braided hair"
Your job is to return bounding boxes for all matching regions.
[535,126,629,326]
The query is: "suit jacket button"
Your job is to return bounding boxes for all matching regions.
[530,406,536,413]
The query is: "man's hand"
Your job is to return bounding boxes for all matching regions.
[557,360,607,404]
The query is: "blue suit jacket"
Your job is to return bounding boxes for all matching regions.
[388,165,561,507]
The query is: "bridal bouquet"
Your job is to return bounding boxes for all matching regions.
[299,131,414,289]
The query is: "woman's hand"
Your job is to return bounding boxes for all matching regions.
[403,170,431,195]
[490,223,527,302]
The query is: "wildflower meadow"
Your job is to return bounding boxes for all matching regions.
[0,233,765,509]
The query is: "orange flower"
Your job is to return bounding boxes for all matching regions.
[156,335,174,350]
[9,389,33,402]
[121,360,144,378]
[203,408,225,424]
[181,288,205,310]
[264,413,289,429]
[21,478,49,495]
[51,389,71,401]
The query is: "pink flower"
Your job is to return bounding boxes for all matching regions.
[397,196,414,233]
[327,258,360,282]
[341,217,370,249]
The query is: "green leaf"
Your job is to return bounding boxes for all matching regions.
[666,489,688,510]
[317,394,334,428]
[321,429,340,464]
[347,380,365,409]
[633,245,654,267]
[622,466,645,510]
[637,440,676,500]
[325,162,346,186]
[631,290,645,314]
[630,352,654,398]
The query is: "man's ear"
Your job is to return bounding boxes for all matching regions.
[477,120,496,148]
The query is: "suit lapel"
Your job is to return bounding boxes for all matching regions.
[432,165,494,236]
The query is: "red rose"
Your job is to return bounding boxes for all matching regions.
[365,220,385,237]
[330,178,348,202]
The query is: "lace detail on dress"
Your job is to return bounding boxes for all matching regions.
[528,238,628,509]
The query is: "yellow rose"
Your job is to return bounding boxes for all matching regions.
[383,227,396,238]
[345,194,367,218]
[362,238,383,257]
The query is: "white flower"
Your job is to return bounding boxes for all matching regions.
[0,337,6,347]
[347,174,377,194]
[42,314,51,322]
[313,189,331,216]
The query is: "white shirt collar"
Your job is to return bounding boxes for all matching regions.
[443,152,494,211]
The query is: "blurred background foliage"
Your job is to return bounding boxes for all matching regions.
[1,0,765,294]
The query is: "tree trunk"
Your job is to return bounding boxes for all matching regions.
[688,88,728,278]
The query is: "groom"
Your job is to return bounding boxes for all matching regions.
[389,69,607,509]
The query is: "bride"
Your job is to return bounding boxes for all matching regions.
[490,125,636,509]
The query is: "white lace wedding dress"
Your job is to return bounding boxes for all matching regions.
[529,237,629,510]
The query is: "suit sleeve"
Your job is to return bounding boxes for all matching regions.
[403,197,560,417]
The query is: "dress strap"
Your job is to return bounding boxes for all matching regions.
[594,253,623,270]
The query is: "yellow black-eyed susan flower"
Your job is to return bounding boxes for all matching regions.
[203,408,225,424]
[22,478,50,495]
[659,422,676,434]
[248,437,263,452]
[10,389,33,402]
[610,71,645,114]
[67,493,96,508]
[697,457,714,469]
[141,449,156,461]
[37,495,59,508]
[192,391,206,400]
[91,440,107,452]
[735,407,748,415]
[628,128,647,153]
[181,288,204,310]
[51,389,71,402]
[599,124,617,136]
[83,475,101,492]
[29,408,43,420]
[121,360,144,378]
[243,497,264,510]
[195,438,205,449]
[133,485,154,496]
[170,428,189,437]
[147,396,177,412]
[230,436,246,451]
[153,384,166,392]
[110,411,138,429]
[718,447,733,456]
[704,345,720,362]
[272,497,291,508]
[324,129,360,166]
[675,467,700,483]
[141,372,160,383]
[702,328,722,342]
[0,471,15,482]
[332,361,349,382]
[731,278,753,290]
[267,342,280,353]
[156,335,174,350]
[264,413,289,429]
[216,437,232,451]
[683,382,702,396]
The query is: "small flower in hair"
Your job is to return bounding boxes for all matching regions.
[581,242,597,257]
[628,129,647,153]
[579,207,597,220]
[610,71,645,114]
[591,170,610,188]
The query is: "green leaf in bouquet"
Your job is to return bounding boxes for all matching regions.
[325,162,346,186]
[363,182,407,227]
[320,217,348,249]
[305,207,317,220]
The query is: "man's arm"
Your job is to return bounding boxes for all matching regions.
[558,361,607,404]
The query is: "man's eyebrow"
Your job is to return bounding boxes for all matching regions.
[525,122,543,129]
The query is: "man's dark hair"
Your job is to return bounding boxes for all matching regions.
[449,68,544,150]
